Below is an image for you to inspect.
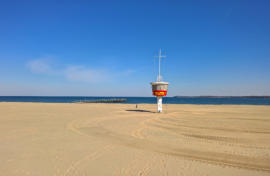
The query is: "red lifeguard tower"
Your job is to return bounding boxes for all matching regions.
[151,49,169,113]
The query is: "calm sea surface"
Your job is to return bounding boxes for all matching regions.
[0,96,270,105]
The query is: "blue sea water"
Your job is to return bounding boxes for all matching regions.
[0,96,270,105]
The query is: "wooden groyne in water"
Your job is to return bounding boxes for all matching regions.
[73,98,127,103]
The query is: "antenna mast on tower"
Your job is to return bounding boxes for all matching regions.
[155,48,166,82]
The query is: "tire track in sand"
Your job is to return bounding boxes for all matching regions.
[64,119,114,176]
[127,115,171,176]
[149,117,270,150]
[62,145,113,176]
[66,111,270,174]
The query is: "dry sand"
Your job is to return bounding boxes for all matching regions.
[0,103,270,176]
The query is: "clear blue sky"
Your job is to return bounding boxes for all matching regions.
[0,0,269,96]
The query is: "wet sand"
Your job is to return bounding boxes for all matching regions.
[0,102,270,176]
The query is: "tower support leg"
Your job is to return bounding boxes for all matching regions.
[157,96,162,113]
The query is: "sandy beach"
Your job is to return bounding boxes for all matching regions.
[0,103,270,176]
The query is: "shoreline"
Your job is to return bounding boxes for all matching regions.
[1,101,270,106]
[1,96,270,105]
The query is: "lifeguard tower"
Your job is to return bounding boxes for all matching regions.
[151,49,169,113]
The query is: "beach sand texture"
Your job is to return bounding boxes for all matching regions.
[0,103,270,176]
